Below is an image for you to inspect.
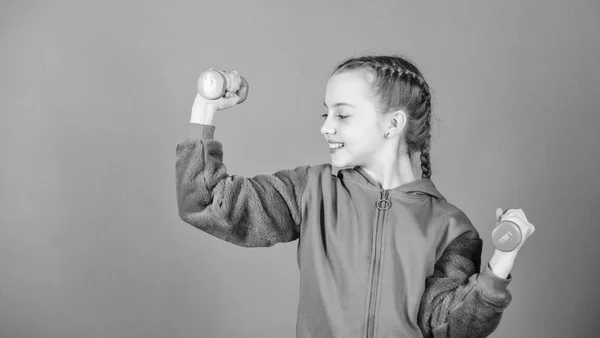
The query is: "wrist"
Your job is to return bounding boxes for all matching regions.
[488,249,517,279]
[190,94,218,125]
[491,248,519,261]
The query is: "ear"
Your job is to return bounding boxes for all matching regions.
[388,110,407,136]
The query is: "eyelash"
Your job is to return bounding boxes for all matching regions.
[321,113,349,119]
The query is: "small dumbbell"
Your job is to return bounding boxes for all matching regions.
[197,69,241,100]
[492,209,523,252]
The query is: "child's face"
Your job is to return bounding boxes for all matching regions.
[321,70,389,168]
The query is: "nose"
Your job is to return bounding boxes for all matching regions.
[320,117,337,136]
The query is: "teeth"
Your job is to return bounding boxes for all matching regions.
[329,143,344,149]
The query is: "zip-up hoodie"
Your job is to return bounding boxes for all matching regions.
[176,123,513,338]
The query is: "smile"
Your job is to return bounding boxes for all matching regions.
[329,142,344,153]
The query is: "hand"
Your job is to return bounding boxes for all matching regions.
[495,207,536,254]
[196,70,250,112]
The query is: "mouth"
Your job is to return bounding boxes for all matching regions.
[329,142,345,153]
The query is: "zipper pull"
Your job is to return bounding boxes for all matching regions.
[376,189,391,210]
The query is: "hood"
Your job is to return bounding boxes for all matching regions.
[338,166,446,200]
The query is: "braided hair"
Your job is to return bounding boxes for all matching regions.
[332,55,433,179]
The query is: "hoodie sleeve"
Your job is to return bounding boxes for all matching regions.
[417,231,513,337]
[176,123,310,247]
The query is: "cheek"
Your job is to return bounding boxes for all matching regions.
[349,127,378,144]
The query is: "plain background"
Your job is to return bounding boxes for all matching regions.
[1,0,599,337]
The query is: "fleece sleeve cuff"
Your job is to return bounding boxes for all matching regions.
[477,263,512,295]
[186,123,215,140]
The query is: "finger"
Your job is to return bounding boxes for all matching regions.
[518,210,530,223]
[496,208,503,223]
[217,97,237,111]
[508,209,530,224]
[237,77,249,104]
[230,70,241,92]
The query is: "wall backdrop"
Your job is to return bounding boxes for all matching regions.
[1,0,599,337]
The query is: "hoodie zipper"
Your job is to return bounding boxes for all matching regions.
[366,189,391,338]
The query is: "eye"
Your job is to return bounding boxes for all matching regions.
[321,113,349,119]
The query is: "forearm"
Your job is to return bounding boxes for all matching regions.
[419,265,512,338]
[418,238,513,337]
[488,249,518,279]
[190,93,217,125]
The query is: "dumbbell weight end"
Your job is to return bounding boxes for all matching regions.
[197,69,227,100]
[197,69,241,100]
[492,220,522,252]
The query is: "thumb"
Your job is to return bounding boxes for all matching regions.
[496,208,504,223]
[217,94,239,110]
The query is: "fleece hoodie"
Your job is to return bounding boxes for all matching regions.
[176,123,513,338]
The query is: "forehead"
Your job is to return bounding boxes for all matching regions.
[325,70,375,106]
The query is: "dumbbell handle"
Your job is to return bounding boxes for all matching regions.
[197,69,241,100]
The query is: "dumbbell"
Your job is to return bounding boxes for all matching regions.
[197,69,242,100]
[491,209,523,252]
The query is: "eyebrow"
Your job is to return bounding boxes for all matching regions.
[323,102,356,109]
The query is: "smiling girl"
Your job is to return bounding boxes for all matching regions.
[175,55,535,337]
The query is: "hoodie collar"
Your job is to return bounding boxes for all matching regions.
[340,166,445,200]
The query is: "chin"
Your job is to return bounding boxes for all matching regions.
[330,156,354,169]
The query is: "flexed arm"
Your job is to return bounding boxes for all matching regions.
[176,70,310,247]
[418,209,536,337]
[417,235,511,338]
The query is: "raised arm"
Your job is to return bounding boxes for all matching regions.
[176,73,310,247]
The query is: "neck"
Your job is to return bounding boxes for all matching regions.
[361,151,418,190]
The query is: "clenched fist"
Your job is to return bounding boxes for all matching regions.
[495,208,536,253]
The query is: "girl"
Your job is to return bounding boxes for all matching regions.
[175,55,535,338]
